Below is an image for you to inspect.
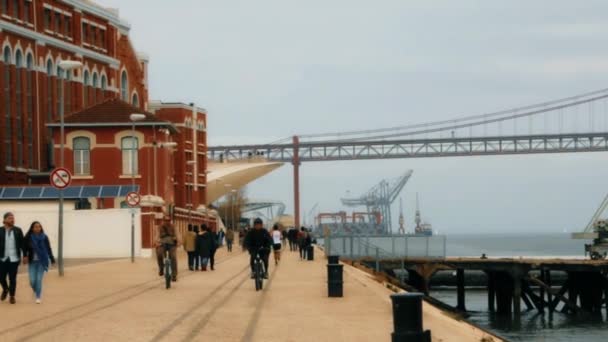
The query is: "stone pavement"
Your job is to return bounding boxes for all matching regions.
[0,246,501,342]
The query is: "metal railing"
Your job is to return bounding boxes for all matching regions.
[323,234,447,260]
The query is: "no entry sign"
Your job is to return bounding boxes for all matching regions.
[50,168,72,189]
[126,192,141,207]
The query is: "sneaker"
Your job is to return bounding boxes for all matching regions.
[0,290,7,301]
[9,296,16,304]
[35,299,41,304]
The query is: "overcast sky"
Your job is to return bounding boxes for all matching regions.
[98,0,608,234]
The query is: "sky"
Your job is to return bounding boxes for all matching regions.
[97,0,608,234]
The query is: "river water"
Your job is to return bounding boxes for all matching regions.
[436,233,607,341]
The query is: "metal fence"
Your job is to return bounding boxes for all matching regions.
[322,234,447,260]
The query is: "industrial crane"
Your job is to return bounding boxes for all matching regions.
[340,170,413,233]
[572,193,608,259]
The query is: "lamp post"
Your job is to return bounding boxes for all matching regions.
[186,160,196,227]
[56,60,82,277]
[129,113,146,263]
[223,183,232,229]
[231,189,237,231]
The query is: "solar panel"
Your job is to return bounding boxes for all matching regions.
[41,187,59,199]
[81,186,102,198]
[119,185,139,196]
[22,187,43,199]
[64,186,83,198]
[2,187,23,199]
[100,186,120,198]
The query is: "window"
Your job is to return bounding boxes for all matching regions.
[23,1,30,23]
[100,30,106,49]
[92,73,98,104]
[73,137,90,175]
[83,70,89,107]
[101,75,107,90]
[121,137,138,175]
[91,27,97,46]
[1,0,7,15]
[120,70,128,101]
[26,54,33,168]
[54,12,61,34]
[43,8,51,30]
[82,23,89,43]
[11,0,18,18]
[46,60,53,130]
[4,47,12,166]
[65,16,71,37]
[15,50,22,166]
[132,93,139,107]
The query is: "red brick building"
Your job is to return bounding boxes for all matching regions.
[0,0,148,184]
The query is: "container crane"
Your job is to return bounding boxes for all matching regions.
[340,170,413,233]
[572,193,608,259]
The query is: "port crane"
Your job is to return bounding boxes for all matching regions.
[572,194,608,259]
[340,170,413,233]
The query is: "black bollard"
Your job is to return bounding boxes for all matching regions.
[390,293,431,342]
[328,255,340,264]
[327,264,344,297]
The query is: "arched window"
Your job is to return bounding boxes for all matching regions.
[120,70,128,101]
[121,136,138,175]
[3,46,12,166]
[131,93,139,107]
[73,137,90,175]
[46,59,53,126]
[101,75,107,90]
[83,70,89,107]
[15,50,23,166]
[26,54,34,168]
[92,73,98,104]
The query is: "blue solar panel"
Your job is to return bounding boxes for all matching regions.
[41,187,59,199]
[2,187,23,198]
[119,185,139,196]
[100,186,120,198]
[81,186,101,198]
[22,187,43,199]
[64,187,83,198]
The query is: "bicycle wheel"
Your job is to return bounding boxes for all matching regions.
[165,260,171,289]
[254,261,262,291]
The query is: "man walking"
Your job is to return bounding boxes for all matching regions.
[0,212,26,304]
[225,228,235,252]
[184,225,197,271]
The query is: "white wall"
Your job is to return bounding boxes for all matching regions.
[0,201,142,258]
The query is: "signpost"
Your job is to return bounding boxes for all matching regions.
[126,191,141,263]
[50,167,72,276]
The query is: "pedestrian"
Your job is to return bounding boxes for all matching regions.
[155,219,178,282]
[225,228,235,252]
[209,228,219,270]
[195,225,214,271]
[298,227,310,260]
[288,228,298,252]
[192,226,201,270]
[184,224,197,271]
[271,224,282,265]
[24,221,55,304]
[0,212,26,304]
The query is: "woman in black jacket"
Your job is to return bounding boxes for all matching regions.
[195,225,216,271]
[24,221,55,304]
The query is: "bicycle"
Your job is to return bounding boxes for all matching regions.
[163,243,173,289]
[253,248,266,291]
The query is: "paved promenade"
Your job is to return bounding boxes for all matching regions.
[0,247,501,342]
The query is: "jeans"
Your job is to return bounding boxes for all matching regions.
[28,261,45,299]
[200,257,209,268]
[226,240,233,252]
[187,251,195,270]
[0,260,19,297]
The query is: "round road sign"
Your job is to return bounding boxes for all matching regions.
[126,192,141,207]
[50,168,72,189]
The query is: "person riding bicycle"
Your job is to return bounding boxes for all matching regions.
[244,218,272,279]
[155,219,178,282]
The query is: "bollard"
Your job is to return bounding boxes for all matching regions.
[390,293,431,342]
[327,264,344,297]
[328,255,340,264]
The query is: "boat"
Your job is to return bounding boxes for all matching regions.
[414,193,434,236]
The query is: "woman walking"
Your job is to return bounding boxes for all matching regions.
[195,225,215,271]
[271,225,282,265]
[24,221,55,304]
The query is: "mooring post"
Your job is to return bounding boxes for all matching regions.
[457,268,466,311]
[390,293,431,342]
[487,271,496,312]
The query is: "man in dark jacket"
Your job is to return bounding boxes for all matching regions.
[244,218,272,279]
[0,212,27,304]
[195,225,216,271]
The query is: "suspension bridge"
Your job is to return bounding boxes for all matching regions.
[209,87,608,228]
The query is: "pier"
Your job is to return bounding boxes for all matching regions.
[360,257,608,317]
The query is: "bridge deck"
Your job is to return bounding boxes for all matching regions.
[0,248,500,342]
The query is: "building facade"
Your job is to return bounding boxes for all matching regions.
[0,0,148,184]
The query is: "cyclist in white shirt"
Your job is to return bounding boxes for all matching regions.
[271,225,282,265]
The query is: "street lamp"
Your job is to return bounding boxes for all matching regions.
[129,113,146,263]
[223,183,232,229]
[57,60,82,277]
[186,160,196,226]
[230,189,237,231]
